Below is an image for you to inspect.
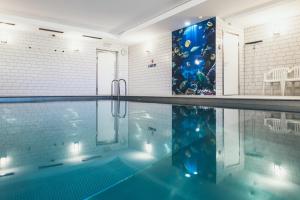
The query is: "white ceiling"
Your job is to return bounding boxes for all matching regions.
[225,0,300,28]
[0,0,190,34]
[0,0,299,44]
[121,0,281,43]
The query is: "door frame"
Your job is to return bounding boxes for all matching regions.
[222,31,240,96]
[96,49,119,96]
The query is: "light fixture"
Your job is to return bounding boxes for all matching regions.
[144,42,153,54]
[67,35,83,53]
[0,24,12,44]
[193,171,198,175]
[270,20,287,37]
[272,26,281,36]
[198,16,203,19]
[195,127,200,132]
[71,142,81,154]
[273,163,286,178]
[185,173,191,178]
[184,21,191,27]
[0,156,8,168]
[145,142,153,154]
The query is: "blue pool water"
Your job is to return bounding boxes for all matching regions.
[0,100,300,200]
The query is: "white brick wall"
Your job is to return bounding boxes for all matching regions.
[0,28,128,96]
[244,15,300,95]
[128,19,244,97]
[128,34,172,96]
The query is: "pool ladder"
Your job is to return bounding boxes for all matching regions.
[111,79,127,100]
[111,79,127,118]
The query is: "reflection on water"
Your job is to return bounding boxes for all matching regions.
[172,106,216,182]
[0,100,299,200]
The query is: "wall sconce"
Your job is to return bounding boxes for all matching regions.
[273,162,286,178]
[270,21,287,37]
[144,42,153,55]
[144,126,156,153]
[0,156,9,168]
[0,22,15,45]
[69,41,82,53]
[70,142,81,154]
[0,40,8,45]
[0,30,9,45]
[272,25,281,36]
[144,142,153,153]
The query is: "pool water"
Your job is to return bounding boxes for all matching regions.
[0,100,300,200]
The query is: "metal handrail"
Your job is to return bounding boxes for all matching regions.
[110,79,127,118]
[111,79,127,98]
[111,80,119,97]
[118,79,127,97]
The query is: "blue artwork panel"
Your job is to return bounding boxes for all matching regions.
[172,18,216,95]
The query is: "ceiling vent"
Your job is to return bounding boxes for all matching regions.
[82,35,102,40]
[0,22,15,26]
[38,28,64,34]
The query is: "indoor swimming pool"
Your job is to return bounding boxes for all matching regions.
[0,100,300,200]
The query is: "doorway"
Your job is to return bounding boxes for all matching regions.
[97,50,118,95]
[223,32,239,96]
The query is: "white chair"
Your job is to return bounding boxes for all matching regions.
[286,66,300,95]
[286,119,300,135]
[263,68,288,96]
[264,113,290,134]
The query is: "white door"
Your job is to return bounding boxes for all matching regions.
[224,32,239,95]
[97,51,117,95]
[224,109,240,167]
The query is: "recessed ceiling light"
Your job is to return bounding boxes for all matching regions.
[184,21,191,26]
[198,16,203,19]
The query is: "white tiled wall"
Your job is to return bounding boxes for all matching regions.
[128,19,244,97]
[0,28,128,96]
[128,34,172,96]
[244,15,300,95]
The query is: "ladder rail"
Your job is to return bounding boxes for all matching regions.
[111,79,127,98]
[111,80,119,97]
[118,79,127,97]
[110,79,127,118]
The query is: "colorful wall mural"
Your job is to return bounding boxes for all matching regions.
[172,18,216,95]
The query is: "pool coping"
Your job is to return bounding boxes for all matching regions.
[121,96,300,113]
[0,95,300,113]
